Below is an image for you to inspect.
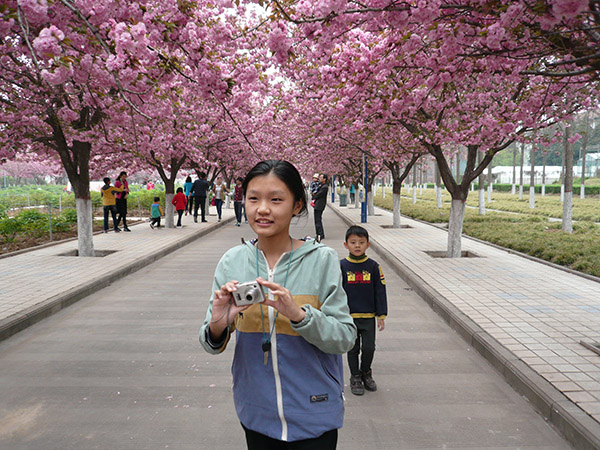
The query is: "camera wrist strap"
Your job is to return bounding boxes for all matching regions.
[257,237,293,365]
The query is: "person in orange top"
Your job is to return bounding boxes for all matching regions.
[101,177,124,233]
[171,187,188,228]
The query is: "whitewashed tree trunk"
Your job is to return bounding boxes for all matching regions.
[542,152,547,197]
[76,197,94,257]
[542,185,546,196]
[412,186,417,204]
[478,188,485,215]
[563,123,574,233]
[436,187,442,208]
[367,188,374,216]
[529,144,536,209]
[529,187,535,209]
[448,199,466,258]
[392,192,401,228]
[560,184,564,203]
[165,193,175,228]
[382,183,386,198]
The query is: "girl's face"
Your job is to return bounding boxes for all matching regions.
[245,174,302,241]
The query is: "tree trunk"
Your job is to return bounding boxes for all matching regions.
[393,180,401,228]
[542,152,547,196]
[560,135,566,202]
[61,141,94,257]
[519,142,524,200]
[412,166,417,204]
[529,143,536,209]
[581,112,589,199]
[512,146,517,195]
[478,151,485,215]
[563,124,574,233]
[154,155,186,228]
[435,161,442,208]
[448,199,466,258]
[487,162,493,203]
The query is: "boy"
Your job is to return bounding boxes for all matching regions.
[100,177,124,233]
[340,225,387,395]
[150,196,163,229]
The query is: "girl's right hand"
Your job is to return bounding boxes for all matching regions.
[209,281,249,337]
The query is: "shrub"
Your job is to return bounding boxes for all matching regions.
[0,218,23,242]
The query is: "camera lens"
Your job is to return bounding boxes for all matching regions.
[246,293,253,301]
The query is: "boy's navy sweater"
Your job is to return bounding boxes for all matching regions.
[340,255,387,318]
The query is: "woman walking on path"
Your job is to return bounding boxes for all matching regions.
[115,171,131,232]
[200,160,356,449]
[184,176,193,216]
[233,176,243,226]
[212,176,229,222]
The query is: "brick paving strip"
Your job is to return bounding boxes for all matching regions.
[0,210,235,342]
[330,202,600,449]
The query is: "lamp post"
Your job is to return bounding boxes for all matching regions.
[361,154,368,223]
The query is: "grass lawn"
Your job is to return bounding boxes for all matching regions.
[373,187,600,278]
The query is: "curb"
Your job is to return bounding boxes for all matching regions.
[330,205,600,450]
[0,217,234,343]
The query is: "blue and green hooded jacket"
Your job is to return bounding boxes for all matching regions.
[200,239,356,442]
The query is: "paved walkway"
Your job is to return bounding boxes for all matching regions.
[0,209,236,340]
[0,205,573,449]
[331,201,600,449]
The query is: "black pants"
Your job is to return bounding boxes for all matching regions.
[186,195,193,214]
[313,208,324,238]
[234,201,243,223]
[215,198,223,219]
[193,196,206,221]
[176,210,184,227]
[348,317,376,376]
[103,205,118,231]
[115,197,128,229]
[150,216,161,228]
[242,424,337,450]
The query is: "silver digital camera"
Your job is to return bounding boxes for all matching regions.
[233,281,266,306]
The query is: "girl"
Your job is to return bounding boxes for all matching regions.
[200,160,356,449]
[211,176,229,222]
[171,187,187,228]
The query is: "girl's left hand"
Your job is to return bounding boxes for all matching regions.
[257,277,306,323]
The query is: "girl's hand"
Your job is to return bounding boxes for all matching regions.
[209,281,250,338]
[257,277,306,323]
[377,318,385,331]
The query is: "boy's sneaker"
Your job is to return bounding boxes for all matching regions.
[149,223,154,229]
[361,370,377,392]
[350,375,364,396]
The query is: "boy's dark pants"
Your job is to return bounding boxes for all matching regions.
[348,317,376,376]
[103,205,118,231]
[150,216,161,228]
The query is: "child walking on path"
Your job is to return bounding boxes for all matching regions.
[233,177,243,226]
[340,225,388,396]
[150,197,163,229]
[171,187,187,228]
[200,160,356,449]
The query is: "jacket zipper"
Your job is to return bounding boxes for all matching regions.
[261,251,289,441]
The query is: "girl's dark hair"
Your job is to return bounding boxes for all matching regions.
[117,171,127,180]
[185,176,192,183]
[242,160,307,217]
[176,187,183,193]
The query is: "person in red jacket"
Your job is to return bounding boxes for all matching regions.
[172,187,188,228]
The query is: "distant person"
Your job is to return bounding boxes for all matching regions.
[309,173,320,196]
[100,177,123,233]
[212,176,229,222]
[340,225,388,396]
[149,196,163,229]
[114,171,131,232]
[146,180,155,190]
[172,187,187,228]
[311,173,329,241]
[184,175,194,216]
[199,159,356,449]
[349,184,356,203]
[233,177,243,226]
[191,172,209,223]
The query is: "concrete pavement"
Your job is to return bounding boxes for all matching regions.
[0,205,573,449]
[330,201,600,450]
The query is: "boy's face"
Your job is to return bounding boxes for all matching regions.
[344,234,370,257]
